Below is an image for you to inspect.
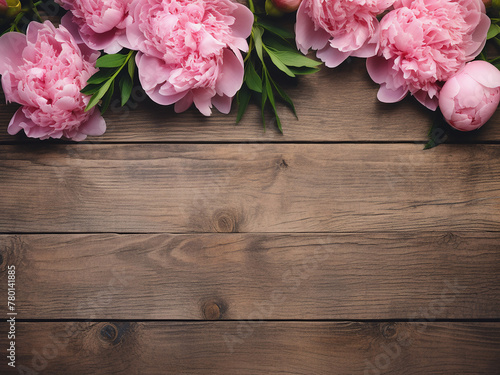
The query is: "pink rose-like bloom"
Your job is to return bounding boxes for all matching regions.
[56,0,131,53]
[439,61,500,131]
[367,0,490,110]
[125,0,254,116]
[295,0,395,68]
[0,21,106,141]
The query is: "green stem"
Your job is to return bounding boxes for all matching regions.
[248,0,255,13]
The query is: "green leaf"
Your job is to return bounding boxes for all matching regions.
[424,110,449,150]
[264,46,295,77]
[271,78,297,118]
[288,66,321,75]
[128,54,136,80]
[236,85,252,123]
[255,19,294,39]
[86,69,115,85]
[96,54,128,68]
[80,83,103,96]
[264,74,283,133]
[119,73,133,106]
[100,80,114,114]
[266,49,321,68]
[253,26,264,63]
[487,24,500,40]
[85,80,112,112]
[263,35,299,53]
[245,62,263,93]
[261,72,268,129]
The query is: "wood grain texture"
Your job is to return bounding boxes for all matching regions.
[1,322,499,374]
[1,233,498,319]
[1,60,499,143]
[0,144,499,233]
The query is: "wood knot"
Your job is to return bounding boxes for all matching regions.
[100,324,118,342]
[278,159,289,170]
[202,300,226,320]
[439,232,462,249]
[213,210,238,233]
[381,323,398,339]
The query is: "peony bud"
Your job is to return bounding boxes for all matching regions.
[439,61,500,131]
[265,0,284,17]
[270,0,302,13]
[0,0,21,18]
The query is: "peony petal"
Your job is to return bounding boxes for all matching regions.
[230,4,254,39]
[79,109,106,136]
[61,13,84,45]
[174,92,194,113]
[377,84,408,103]
[216,49,244,97]
[6,108,28,136]
[212,94,232,114]
[464,61,500,88]
[192,89,214,116]
[413,90,438,111]
[295,1,330,54]
[0,32,27,74]
[316,45,350,68]
[366,56,391,85]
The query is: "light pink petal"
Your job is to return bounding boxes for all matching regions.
[7,108,27,136]
[464,61,500,88]
[230,4,254,39]
[413,90,438,111]
[79,109,106,136]
[61,13,84,44]
[0,32,28,73]
[295,1,330,54]
[316,46,350,68]
[466,13,490,57]
[377,84,408,103]
[366,56,391,84]
[216,49,244,97]
[212,94,232,114]
[174,91,194,113]
[192,89,213,116]
[439,77,460,119]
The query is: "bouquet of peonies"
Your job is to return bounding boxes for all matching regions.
[0,0,499,144]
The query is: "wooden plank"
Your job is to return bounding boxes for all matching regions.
[1,60,499,143]
[1,233,498,319]
[0,144,499,233]
[0,322,499,374]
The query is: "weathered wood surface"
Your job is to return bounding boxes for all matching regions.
[0,144,499,233]
[0,233,498,320]
[1,61,499,143]
[0,322,499,374]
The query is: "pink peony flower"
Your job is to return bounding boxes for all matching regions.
[0,21,106,141]
[439,61,500,131]
[56,0,131,54]
[125,0,254,116]
[367,0,490,110]
[295,0,395,68]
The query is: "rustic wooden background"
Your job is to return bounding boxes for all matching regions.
[1,58,499,374]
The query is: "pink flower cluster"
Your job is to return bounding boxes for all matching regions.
[0,0,253,140]
[0,21,105,140]
[296,0,496,131]
[296,0,395,67]
[125,0,254,116]
[56,0,132,54]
